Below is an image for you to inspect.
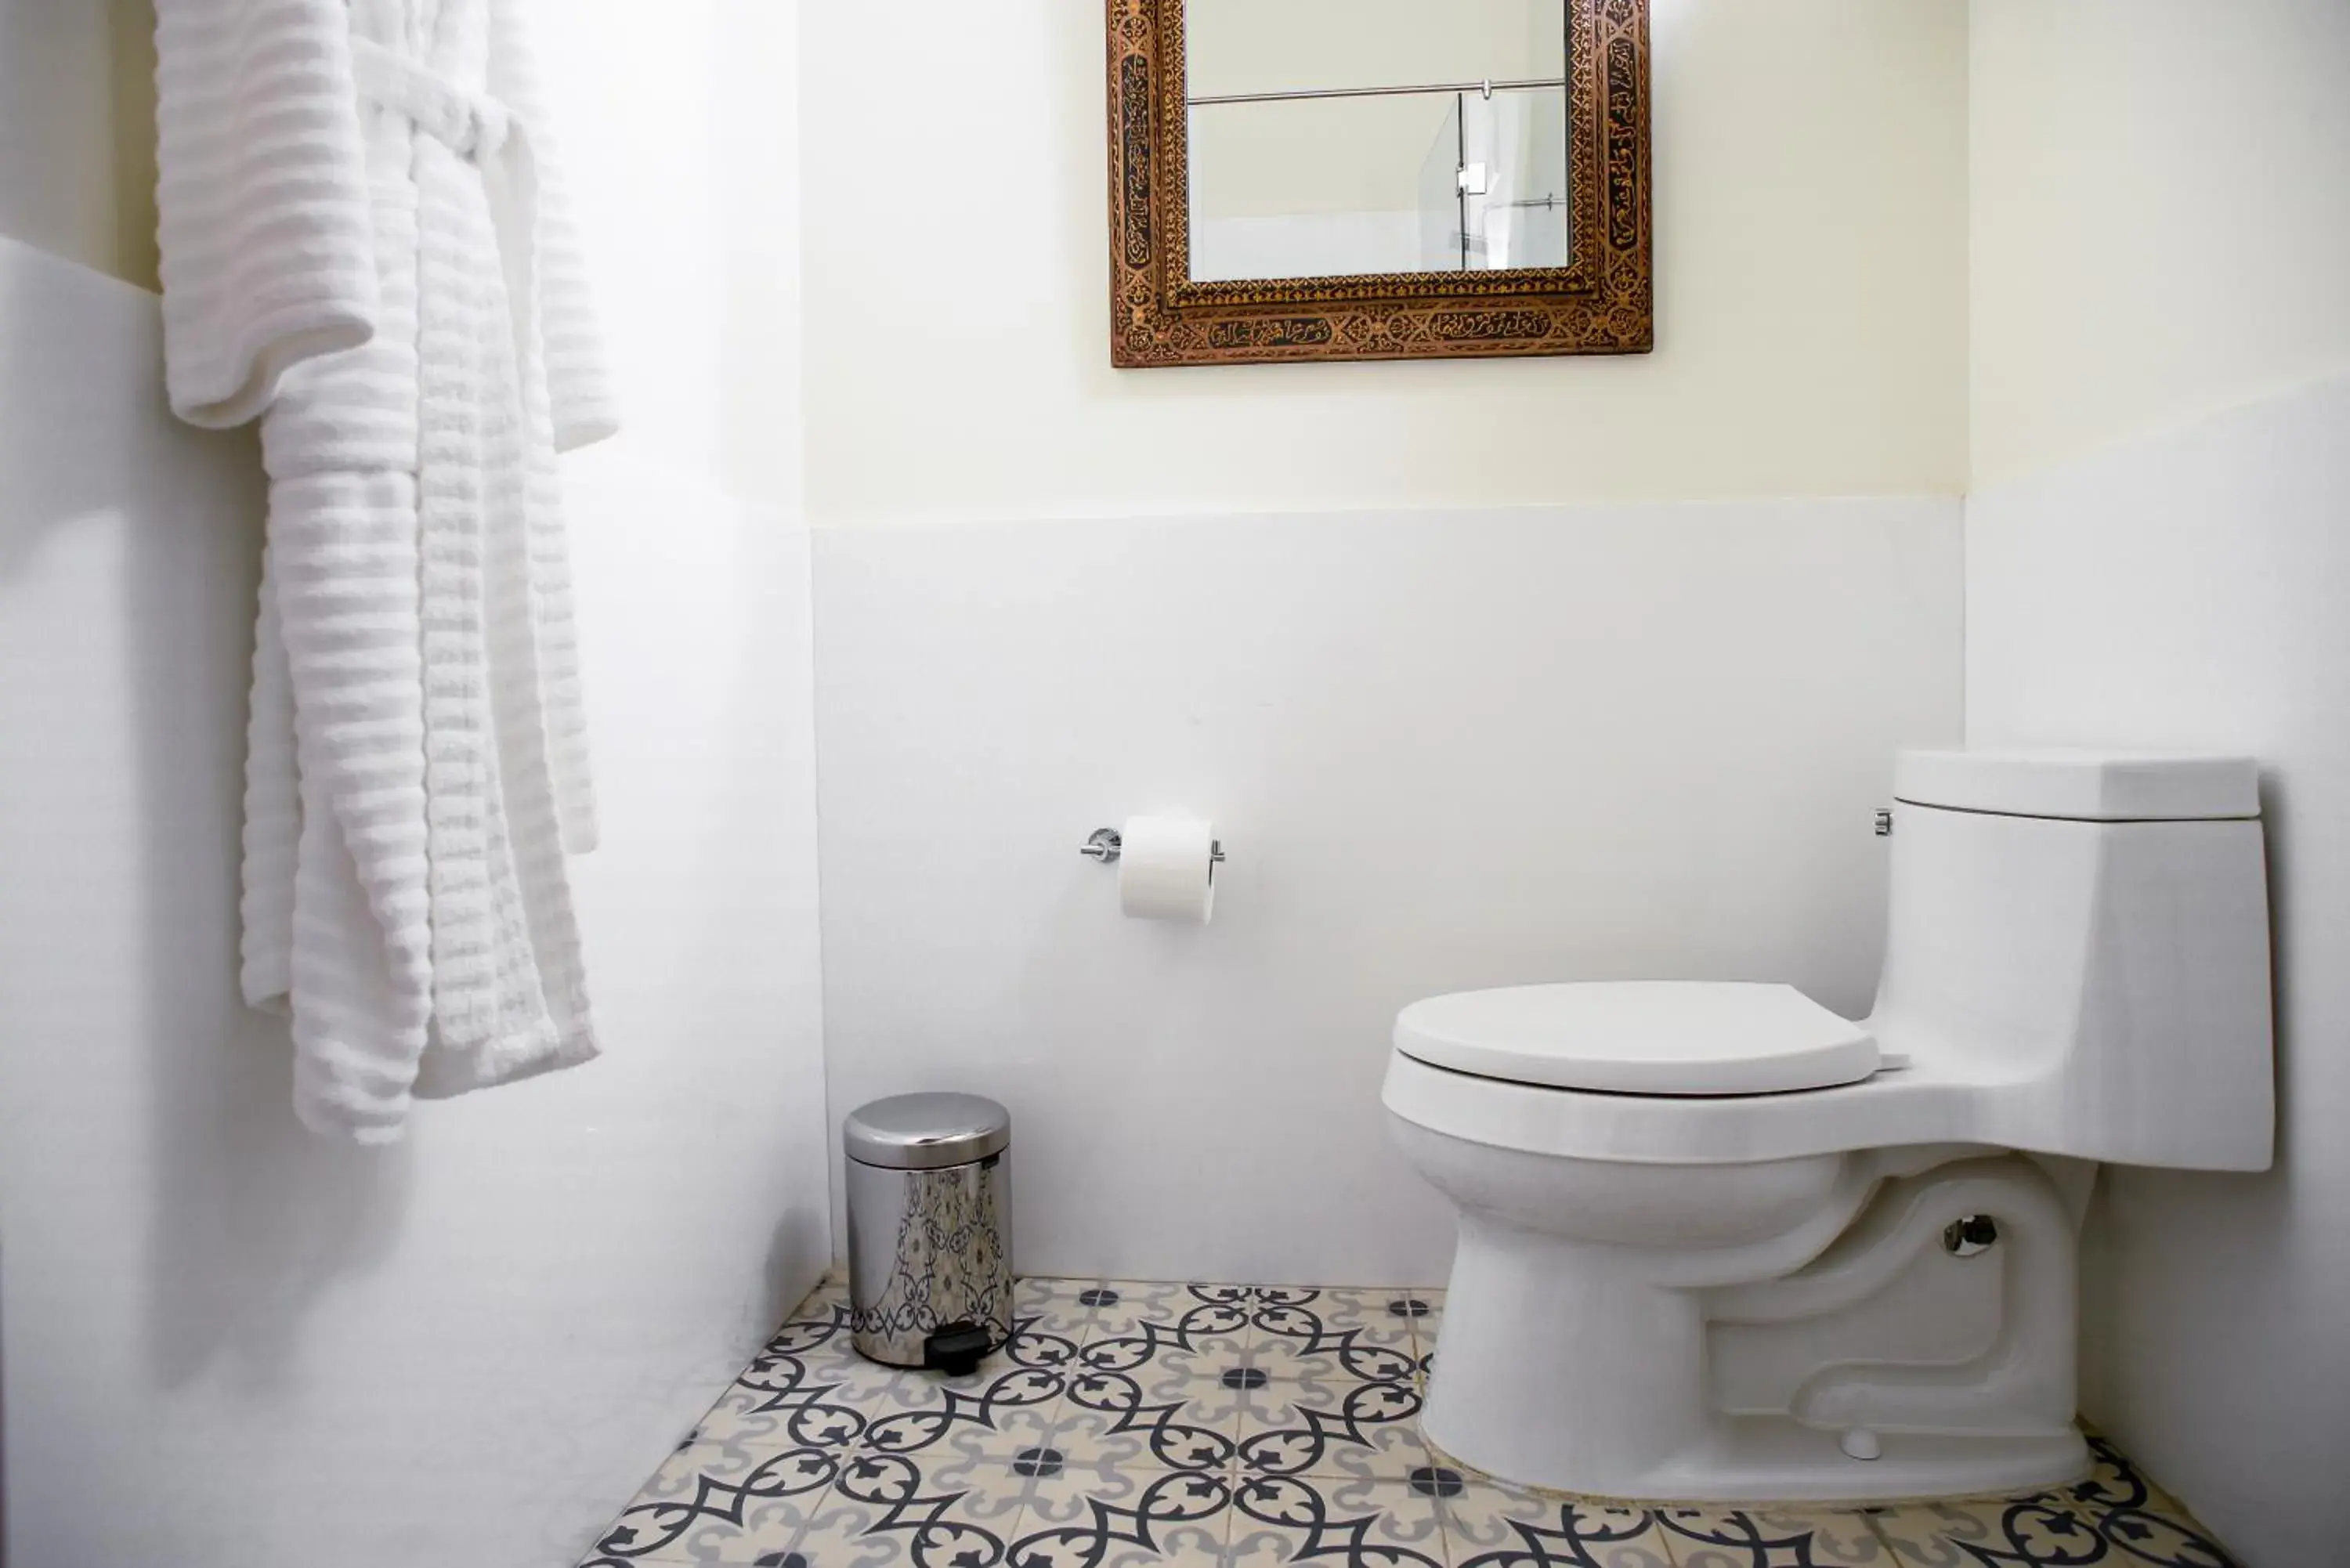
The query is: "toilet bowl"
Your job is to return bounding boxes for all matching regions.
[1385,749,2274,1503]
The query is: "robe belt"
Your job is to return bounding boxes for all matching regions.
[349,36,515,164]
[349,35,544,415]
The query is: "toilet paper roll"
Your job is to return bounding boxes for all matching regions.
[1117,815,1218,923]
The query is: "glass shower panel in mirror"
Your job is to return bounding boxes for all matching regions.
[1185,0,1569,284]
[1415,92,1466,272]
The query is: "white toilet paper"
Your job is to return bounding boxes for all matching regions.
[1117,815,1218,923]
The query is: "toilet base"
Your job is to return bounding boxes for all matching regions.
[1408,1138,2092,1504]
[1422,1411,2090,1505]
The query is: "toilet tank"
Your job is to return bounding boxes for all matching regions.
[1865,750,2273,1171]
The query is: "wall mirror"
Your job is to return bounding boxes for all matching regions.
[1105,0,1650,367]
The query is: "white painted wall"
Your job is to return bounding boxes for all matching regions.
[801,0,1969,523]
[1968,5,2350,1561]
[0,2,827,1565]
[814,500,1964,1284]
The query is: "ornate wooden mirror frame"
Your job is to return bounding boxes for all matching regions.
[1104,0,1651,368]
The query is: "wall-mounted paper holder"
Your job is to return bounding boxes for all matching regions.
[1079,827,1225,866]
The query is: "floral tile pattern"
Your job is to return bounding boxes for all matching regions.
[1657,1505,1890,1566]
[1016,1465,1231,1568]
[1864,1435,2240,1568]
[579,1279,2238,1568]
[1246,1288,1421,1385]
[1226,1473,1448,1568]
[1235,1371,1429,1483]
[1434,1469,1676,1568]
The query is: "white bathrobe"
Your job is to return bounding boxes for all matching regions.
[154,0,617,1139]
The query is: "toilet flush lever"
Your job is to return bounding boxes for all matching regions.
[1874,809,1893,836]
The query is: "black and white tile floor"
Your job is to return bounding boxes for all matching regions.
[580,1277,2237,1568]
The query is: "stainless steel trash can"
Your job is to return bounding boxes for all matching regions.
[843,1092,1014,1374]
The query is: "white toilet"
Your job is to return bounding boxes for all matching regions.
[1384,749,2273,1503]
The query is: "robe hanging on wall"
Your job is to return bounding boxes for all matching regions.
[153,0,618,1140]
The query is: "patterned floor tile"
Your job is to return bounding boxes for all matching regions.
[702,1343,899,1452]
[1055,1365,1249,1473]
[1003,1317,1091,1378]
[1434,1469,1671,1568]
[693,1386,849,1449]
[757,1284,870,1380]
[1384,1289,1442,1388]
[720,1281,1087,1462]
[2066,1433,2186,1518]
[1224,1473,1448,1568]
[794,1449,1036,1568]
[838,1378,1048,1479]
[1246,1288,1421,1385]
[1012,1463,1234,1568]
[1234,1371,1427,1482]
[1018,1277,1118,1344]
[589,1281,2237,1568]
[1082,1282,1250,1332]
[857,1360,1071,1465]
[870,1307,1080,1400]
[1379,1289,1439,1336]
[586,1431,841,1563]
[1867,1491,2236,1568]
[2067,1511,2237,1568]
[1080,1284,1256,1384]
[1657,1505,1894,1566]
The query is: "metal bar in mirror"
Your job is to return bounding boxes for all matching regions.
[1186,76,1568,107]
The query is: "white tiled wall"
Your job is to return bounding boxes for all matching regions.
[1967,374,2350,1564]
[812,499,1965,1285]
[0,11,833,1545]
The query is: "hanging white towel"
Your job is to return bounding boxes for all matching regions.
[155,0,616,1139]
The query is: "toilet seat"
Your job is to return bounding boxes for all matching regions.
[1394,981,1880,1097]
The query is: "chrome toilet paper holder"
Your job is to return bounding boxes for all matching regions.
[1079,827,1224,866]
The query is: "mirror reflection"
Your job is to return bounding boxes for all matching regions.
[1185,0,1570,284]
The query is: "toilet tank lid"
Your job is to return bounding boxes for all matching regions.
[1894,749,2260,822]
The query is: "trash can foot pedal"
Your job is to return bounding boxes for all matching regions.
[924,1321,993,1377]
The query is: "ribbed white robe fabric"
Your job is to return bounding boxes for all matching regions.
[154,0,617,1140]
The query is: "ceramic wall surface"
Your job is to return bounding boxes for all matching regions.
[814,500,1964,1284]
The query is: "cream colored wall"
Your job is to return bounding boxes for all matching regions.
[18,1,1971,517]
[0,1,158,289]
[1969,0,2350,485]
[801,0,1970,526]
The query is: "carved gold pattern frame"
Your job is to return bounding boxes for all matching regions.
[1105,0,1652,368]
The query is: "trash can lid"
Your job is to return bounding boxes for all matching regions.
[844,1092,1011,1170]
